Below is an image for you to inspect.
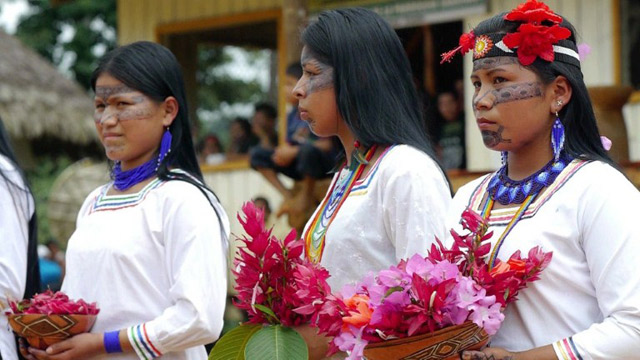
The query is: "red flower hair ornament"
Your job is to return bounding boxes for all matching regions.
[503,23,571,65]
[504,0,563,24]
[440,0,574,66]
[440,30,476,64]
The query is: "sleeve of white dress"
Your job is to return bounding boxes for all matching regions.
[126,183,230,358]
[552,166,640,360]
[381,147,452,262]
[0,162,32,360]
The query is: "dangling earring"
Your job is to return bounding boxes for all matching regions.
[551,110,565,162]
[501,151,508,167]
[156,127,172,170]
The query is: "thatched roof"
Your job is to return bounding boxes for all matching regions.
[0,30,97,144]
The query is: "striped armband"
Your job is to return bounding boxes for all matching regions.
[127,324,163,359]
[552,337,583,360]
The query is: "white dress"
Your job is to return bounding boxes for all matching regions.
[304,144,452,292]
[449,159,640,360]
[62,176,230,360]
[0,155,34,360]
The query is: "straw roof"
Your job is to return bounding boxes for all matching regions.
[0,30,97,144]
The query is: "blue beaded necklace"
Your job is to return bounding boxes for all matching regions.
[112,158,157,191]
[487,152,573,205]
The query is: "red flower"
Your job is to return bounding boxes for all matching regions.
[459,31,476,55]
[8,290,99,315]
[440,30,475,64]
[503,23,571,65]
[504,0,563,24]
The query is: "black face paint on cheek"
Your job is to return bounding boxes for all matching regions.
[481,126,511,148]
[301,49,334,95]
[493,82,543,105]
[95,85,136,99]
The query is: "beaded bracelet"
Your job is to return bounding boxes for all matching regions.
[104,330,123,353]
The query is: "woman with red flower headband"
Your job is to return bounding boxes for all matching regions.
[442,1,640,359]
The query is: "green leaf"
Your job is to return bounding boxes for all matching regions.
[244,326,308,360]
[253,304,279,323]
[209,324,261,360]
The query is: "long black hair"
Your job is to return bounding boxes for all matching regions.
[90,41,224,209]
[473,14,618,170]
[301,8,449,184]
[0,119,40,299]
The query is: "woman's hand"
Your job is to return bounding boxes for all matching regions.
[461,347,517,360]
[20,333,105,360]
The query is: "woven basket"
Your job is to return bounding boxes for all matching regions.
[8,314,97,349]
[363,321,489,360]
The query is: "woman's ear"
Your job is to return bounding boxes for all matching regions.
[162,96,179,127]
[551,75,572,113]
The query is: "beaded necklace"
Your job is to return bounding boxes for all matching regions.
[112,158,157,191]
[304,145,377,263]
[487,153,572,205]
[482,152,573,268]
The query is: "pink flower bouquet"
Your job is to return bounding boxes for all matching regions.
[306,209,552,360]
[5,290,99,349]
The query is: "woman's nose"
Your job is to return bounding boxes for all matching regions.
[293,78,306,99]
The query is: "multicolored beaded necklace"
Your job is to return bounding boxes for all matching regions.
[304,145,377,263]
[481,152,573,268]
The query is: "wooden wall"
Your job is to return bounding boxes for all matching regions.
[117,0,282,44]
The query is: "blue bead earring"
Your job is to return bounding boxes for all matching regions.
[501,151,508,167]
[551,101,565,162]
[156,127,172,170]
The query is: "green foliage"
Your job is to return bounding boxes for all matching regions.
[195,45,269,141]
[210,324,308,360]
[244,325,308,360]
[25,155,72,245]
[209,324,261,360]
[13,0,117,89]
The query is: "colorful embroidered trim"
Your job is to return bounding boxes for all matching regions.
[552,337,583,360]
[303,145,378,263]
[468,159,587,225]
[128,324,162,359]
[350,145,395,193]
[475,158,588,268]
[481,194,536,269]
[90,178,164,213]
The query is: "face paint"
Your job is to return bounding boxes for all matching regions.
[94,92,156,124]
[481,126,512,148]
[472,57,519,72]
[95,84,136,99]
[473,82,543,108]
[493,82,543,105]
[300,48,334,95]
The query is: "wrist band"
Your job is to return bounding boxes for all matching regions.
[104,330,123,353]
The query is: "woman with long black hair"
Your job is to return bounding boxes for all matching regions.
[294,8,452,358]
[0,118,40,360]
[23,41,229,360]
[442,1,640,358]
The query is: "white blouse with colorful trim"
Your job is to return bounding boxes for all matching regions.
[62,176,230,360]
[449,159,640,360]
[304,144,452,292]
[0,155,34,360]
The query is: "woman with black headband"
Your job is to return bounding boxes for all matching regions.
[442,1,640,359]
